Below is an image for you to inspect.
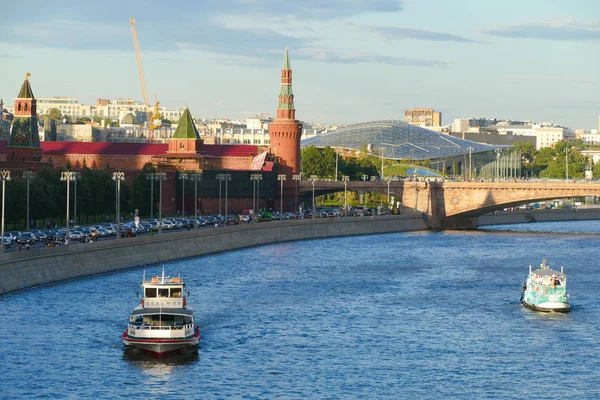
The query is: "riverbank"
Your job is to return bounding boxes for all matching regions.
[0,215,428,295]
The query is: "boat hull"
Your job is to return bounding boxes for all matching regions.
[522,300,570,313]
[122,331,200,356]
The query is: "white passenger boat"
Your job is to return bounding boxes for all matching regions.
[122,269,200,355]
[521,259,570,313]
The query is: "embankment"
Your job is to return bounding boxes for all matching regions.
[0,215,428,295]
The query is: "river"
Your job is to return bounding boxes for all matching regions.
[1,221,600,398]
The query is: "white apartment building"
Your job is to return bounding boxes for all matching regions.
[6,96,185,123]
[211,127,319,146]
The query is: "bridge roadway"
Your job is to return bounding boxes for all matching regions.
[300,180,600,228]
[1,208,600,295]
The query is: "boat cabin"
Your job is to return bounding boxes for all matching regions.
[141,275,187,309]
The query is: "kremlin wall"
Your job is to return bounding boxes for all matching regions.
[0,50,302,213]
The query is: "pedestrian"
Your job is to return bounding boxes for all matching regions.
[17,244,22,251]
[25,243,30,250]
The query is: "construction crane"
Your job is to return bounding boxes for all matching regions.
[129,17,154,141]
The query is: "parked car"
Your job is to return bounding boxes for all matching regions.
[17,232,37,245]
[78,228,97,241]
[42,229,58,241]
[2,234,12,248]
[7,231,22,242]
[68,230,86,242]
[120,226,137,238]
[31,230,48,241]
[96,228,110,237]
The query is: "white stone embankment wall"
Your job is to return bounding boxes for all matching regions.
[0,215,429,296]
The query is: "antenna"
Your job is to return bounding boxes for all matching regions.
[161,266,165,284]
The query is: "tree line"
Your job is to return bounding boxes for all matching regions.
[3,163,164,229]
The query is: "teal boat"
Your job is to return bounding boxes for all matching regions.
[521,259,570,313]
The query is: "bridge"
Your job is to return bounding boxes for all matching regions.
[299,180,600,228]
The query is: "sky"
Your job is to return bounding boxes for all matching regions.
[1,0,599,129]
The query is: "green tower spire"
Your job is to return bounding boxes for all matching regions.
[172,108,200,139]
[283,47,291,70]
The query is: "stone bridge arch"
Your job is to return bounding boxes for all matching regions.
[299,180,600,228]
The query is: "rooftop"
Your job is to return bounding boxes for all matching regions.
[301,120,506,160]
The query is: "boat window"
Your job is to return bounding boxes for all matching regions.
[171,288,182,298]
[145,288,157,298]
[158,288,169,297]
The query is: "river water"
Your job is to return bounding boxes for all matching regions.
[2,221,600,399]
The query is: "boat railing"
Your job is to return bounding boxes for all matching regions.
[129,323,194,331]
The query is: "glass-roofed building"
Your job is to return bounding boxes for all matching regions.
[301,120,520,178]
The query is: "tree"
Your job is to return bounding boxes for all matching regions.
[132,163,158,217]
[47,108,62,121]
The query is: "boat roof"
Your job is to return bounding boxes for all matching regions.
[132,308,194,317]
[533,268,566,277]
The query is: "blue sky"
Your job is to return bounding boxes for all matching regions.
[1,0,599,129]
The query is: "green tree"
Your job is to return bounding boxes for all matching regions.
[47,108,62,120]
[132,163,158,217]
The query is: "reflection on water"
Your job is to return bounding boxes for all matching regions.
[122,347,200,367]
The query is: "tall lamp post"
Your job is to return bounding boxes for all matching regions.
[22,170,34,229]
[216,173,232,216]
[292,174,301,214]
[1,170,11,254]
[250,173,262,214]
[73,172,81,226]
[277,174,286,219]
[178,172,188,217]
[112,171,125,240]
[310,175,318,211]
[342,175,349,216]
[565,147,569,181]
[190,172,202,225]
[147,173,156,218]
[386,177,392,210]
[60,171,76,243]
[370,176,377,211]
[155,172,168,234]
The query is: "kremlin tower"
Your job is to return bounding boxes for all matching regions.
[8,73,42,162]
[269,48,302,179]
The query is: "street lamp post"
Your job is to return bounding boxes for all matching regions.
[292,174,301,215]
[178,172,188,217]
[216,173,232,216]
[277,174,286,219]
[566,147,569,181]
[468,146,473,181]
[22,170,34,229]
[370,176,377,211]
[190,172,202,226]
[310,175,318,211]
[342,175,349,215]
[60,171,76,244]
[155,172,168,234]
[386,177,392,205]
[147,173,156,218]
[1,170,11,254]
[73,172,81,226]
[112,171,125,240]
[250,173,262,214]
